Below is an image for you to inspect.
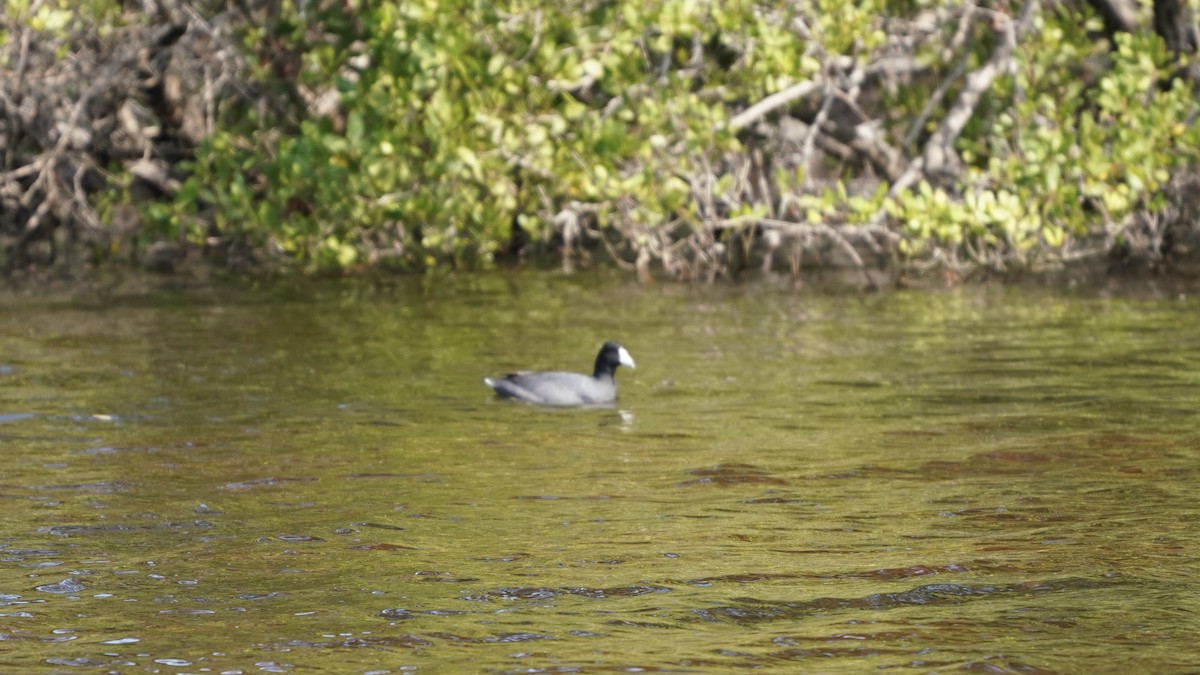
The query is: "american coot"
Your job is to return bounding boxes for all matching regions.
[483,341,635,406]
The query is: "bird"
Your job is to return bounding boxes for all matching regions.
[483,341,635,406]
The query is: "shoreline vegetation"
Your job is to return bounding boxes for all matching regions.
[4,0,1200,286]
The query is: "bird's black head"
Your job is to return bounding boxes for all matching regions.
[594,341,636,378]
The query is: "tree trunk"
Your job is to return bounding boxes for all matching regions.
[1154,0,1198,56]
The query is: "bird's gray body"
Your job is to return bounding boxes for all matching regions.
[483,342,635,407]
[484,371,618,406]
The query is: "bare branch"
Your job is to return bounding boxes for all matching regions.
[883,0,1041,206]
[728,80,820,132]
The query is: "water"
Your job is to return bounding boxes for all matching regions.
[2,273,1200,673]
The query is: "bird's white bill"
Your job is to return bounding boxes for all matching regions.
[618,346,636,369]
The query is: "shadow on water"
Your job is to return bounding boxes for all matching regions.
[2,276,1200,671]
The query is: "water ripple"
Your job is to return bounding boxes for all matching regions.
[694,577,1123,624]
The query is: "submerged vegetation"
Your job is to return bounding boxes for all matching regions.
[3,0,1200,281]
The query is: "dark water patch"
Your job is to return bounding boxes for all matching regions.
[19,561,63,570]
[957,560,1029,574]
[482,584,674,602]
[603,619,683,630]
[972,451,1058,463]
[37,524,135,537]
[415,573,478,583]
[276,534,325,542]
[957,655,1056,673]
[38,520,215,537]
[947,507,1082,525]
[768,646,903,661]
[766,548,859,555]
[1057,432,1170,450]
[568,584,675,598]
[0,593,35,605]
[281,634,434,648]
[35,578,85,594]
[0,632,67,643]
[916,456,1083,479]
[424,631,555,644]
[694,577,1122,625]
[774,628,924,645]
[486,587,559,601]
[959,414,1107,435]
[515,494,623,500]
[353,521,406,530]
[833,464,909,479]
[238,592,288,600]
[881,429,948,438]
[939,365,1057,379]
[633,432,701,440]
[219,476,318,491]
[381,608,469,619]
[971,444,1173,469]
[686,573,805,586]
[826,563,972,582]
[467,553,530,563]
[0,432,91,443]
[364,419,410,427]
[73,446,119,455]
[349,542,418,551]
[342,472,441,481]
[679,464,788,487]
[46,657,106,667]
[742,495,810,504]
[814,380,887,389]
[807,470,865,480]
[919,388,1109,407]
[494,660,698,674]
[974,542,1056,553]
[0,547,59,562]
[36,481,133,493]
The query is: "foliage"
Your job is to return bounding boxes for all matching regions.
[892,26,1200,269]
[158,0,810,271]
[8,0,1200,278]
[151,0,944,273]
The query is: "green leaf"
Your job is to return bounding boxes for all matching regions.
[346,111,364,145]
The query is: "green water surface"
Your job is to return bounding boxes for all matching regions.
[2,274,1199,673]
